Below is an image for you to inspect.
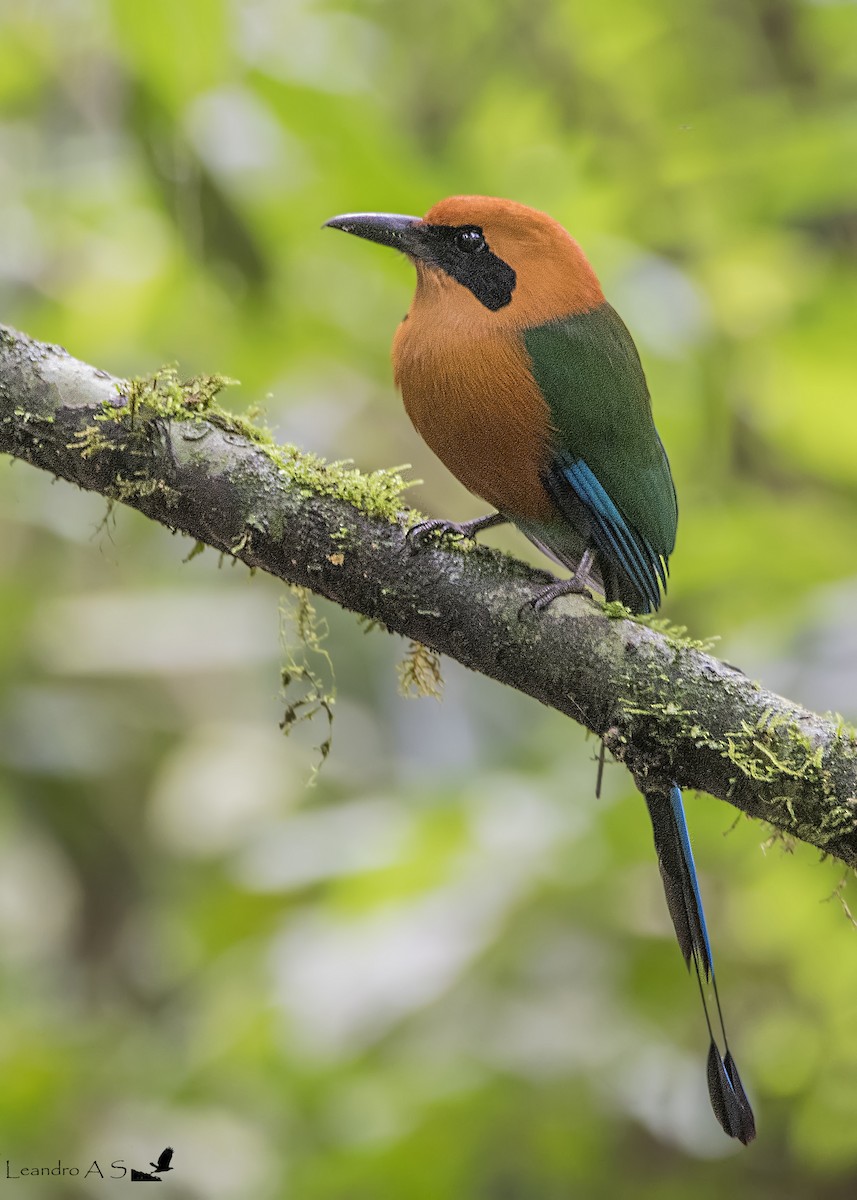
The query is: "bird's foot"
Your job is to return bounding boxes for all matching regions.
[520,549,595,617]
[533,576,594,612]
[521,577,592,617]
[406,511,506,552]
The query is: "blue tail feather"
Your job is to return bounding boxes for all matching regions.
[645,782,756,1145]
[668,784,713,974]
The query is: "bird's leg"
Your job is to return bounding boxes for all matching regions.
[406,510,508,551]
[528,548,595,613]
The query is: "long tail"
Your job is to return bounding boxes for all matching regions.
[644,785,756,1144]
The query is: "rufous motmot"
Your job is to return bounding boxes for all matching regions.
[325,196,755,1144]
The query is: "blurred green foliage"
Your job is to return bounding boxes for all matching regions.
[1,0,857,1195]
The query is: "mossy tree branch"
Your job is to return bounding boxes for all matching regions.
[2,323,856,863]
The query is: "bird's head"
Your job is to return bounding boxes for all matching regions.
[324,195,604,327]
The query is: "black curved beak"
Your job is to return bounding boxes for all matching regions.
[323,211,425,256]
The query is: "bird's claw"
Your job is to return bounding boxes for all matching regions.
[519,578,592,620]
[405,511,506,554]
[406,518,468,552]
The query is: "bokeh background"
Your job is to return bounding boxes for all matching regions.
[1,0,857,1195]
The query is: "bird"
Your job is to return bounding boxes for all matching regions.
[325,195,755,1144]
[150,1148,174,1174]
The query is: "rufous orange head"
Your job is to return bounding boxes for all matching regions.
[324,195,604,328]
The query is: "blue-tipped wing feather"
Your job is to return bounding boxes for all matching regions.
[547,455,668,613]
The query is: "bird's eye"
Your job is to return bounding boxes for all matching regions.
[454,228,486,253]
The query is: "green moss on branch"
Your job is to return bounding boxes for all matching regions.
[106,368,416,524]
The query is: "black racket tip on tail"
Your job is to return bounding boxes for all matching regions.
[708,1042,757,1144]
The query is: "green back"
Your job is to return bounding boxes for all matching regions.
[523,303,677,562]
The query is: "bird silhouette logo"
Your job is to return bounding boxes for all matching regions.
[130,1147,174,1181]
[150,1148,174,1174]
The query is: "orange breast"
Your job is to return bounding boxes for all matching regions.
[393,305,555,522]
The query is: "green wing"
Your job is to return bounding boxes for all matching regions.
[523,303,678,612]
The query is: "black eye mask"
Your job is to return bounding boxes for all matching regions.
[417,224,517,311]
